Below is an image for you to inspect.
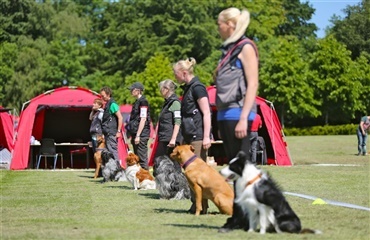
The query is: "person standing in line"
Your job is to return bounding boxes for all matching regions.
[89,98,104,153]
[127,82,151,170]
[173,57,212,214]
[100,86,123,163]
[173,57,212,161]
[214,8,259,233]
[154,79,182,160]
[357,115,370,156]
[250,113,262,164]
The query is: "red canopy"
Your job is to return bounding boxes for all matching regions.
[0,107,14,151]
[11,87,129,170]
[206,86,292,166]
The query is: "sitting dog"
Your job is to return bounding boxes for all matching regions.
[153,155,191,200]
[125,152,156,190]
[100,149,127,183]
[220,151,320,234]
[93,134,105,179]
[170,145,234,216]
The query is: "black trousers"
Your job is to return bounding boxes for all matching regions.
[131,137,149,170]
[218,120,252,230]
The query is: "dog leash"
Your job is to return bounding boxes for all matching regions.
[182,154,197,170]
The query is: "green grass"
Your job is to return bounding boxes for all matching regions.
[1,135,369,239]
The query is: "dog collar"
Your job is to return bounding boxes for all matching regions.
[246,173,263,188]
[182,154,197,170]
[95,148,105,152]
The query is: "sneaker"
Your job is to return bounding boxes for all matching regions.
[362,153,368,156]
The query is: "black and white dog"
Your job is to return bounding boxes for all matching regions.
[101,149,127,183]
[220,151,319,234]
[153,155,191,200]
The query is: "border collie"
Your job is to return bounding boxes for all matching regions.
[220,151,320,234]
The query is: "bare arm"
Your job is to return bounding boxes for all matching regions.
[197,97,212,149]
[236,44,259,139]
[169,124,181,147]
[115,110,123,138]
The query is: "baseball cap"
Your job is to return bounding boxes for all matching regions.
[128,82,144,91]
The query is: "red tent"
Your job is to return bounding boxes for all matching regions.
[207,86,292,166]
[0,107,14,152]
[11,87,129,170]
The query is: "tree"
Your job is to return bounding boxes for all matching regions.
[0,0,34,42]
[274,0,317,39]
[259,36,320,127]
[120,53,174,123]
[310,35,360,124]
[330,0,370,59]
[0,42,18,106]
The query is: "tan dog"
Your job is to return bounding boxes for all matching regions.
[94,135,105,179]
[170,145,234,216]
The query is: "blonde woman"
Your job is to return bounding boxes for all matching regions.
[215,7,259,233]
[173,57,211,161]
[154,79,182,159]
[173,57,212,214]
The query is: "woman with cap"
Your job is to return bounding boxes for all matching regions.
[127,82,151,170]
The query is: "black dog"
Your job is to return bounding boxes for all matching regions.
[100,149,127,183]
[153,155,191,200]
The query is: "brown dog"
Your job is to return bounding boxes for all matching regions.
[94,135,105,179]
[170,145,234,216]
[125,152,156,190]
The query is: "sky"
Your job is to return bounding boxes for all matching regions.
[304,0,362,38]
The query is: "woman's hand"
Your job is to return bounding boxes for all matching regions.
[235,120,248,139]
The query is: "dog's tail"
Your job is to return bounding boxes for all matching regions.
[300,228,322,234]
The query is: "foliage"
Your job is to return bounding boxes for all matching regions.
[0,0,368,128]
[329,0,370,60]
[284,123,358,136]
[259,36,321,126]
[310,35,361,124]
[121,53,174,122]
[274,0,317,39]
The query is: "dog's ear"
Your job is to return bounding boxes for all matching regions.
[189,145,195,152]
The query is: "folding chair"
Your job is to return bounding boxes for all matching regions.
[36,138,63,169]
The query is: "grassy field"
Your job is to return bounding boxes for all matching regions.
[1,135,369,239]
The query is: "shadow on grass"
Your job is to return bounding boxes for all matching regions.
[154,208,189,214]
[139,192,161,199]
[154,208,222,216]
[164,223,220,230]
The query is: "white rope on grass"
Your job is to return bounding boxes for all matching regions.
[284,191,370,212]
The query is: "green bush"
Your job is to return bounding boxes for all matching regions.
[284,124,357,136]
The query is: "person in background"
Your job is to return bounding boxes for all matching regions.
[100,86,123,162]
[127,82,151,170]
[173,57,211,161]
[215,7,259,233]
[154,79,182,160]
[89,98,104,153]
[250,113,262,164]
[357,115,370,156]
[173,57,212,214]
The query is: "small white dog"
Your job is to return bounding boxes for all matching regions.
[125,152,156,190]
